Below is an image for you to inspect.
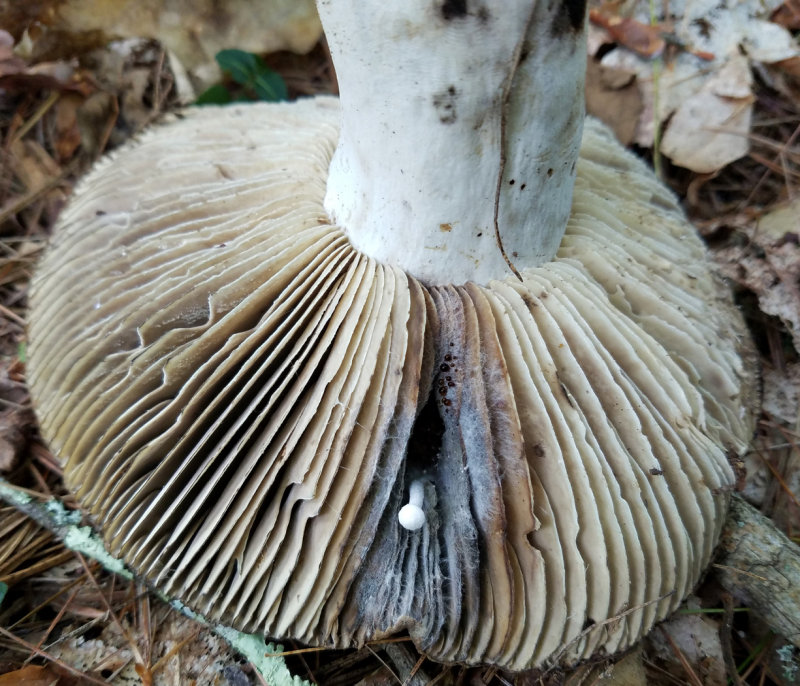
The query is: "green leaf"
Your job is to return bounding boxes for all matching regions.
[17,341,26,364]
[195,83,233,105]
[216,49,261,86]
[252,69,288,102]
[0,581,7,607]
[214,49,288,102]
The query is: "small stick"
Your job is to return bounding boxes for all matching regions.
[719,592,746,686]
[0,625,110,686]
[716,495,800,648]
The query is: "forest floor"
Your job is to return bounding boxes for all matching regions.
[1,6,800,686]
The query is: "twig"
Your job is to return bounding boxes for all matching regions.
[75,552,147,669]
[10,91,60,145]
[149,623,203,675]
[0,302,25,325]
[9,576,87,631]
[288,640,319,685]
[719,592,746,686]
[0,162,76,226]
[34,585,82,653]
[151,48,167,117]
[42,615,106,653]
[716,495,800,648]
[548,592,675,668]
[0,625,111,685]
[712,563,769,582]
[366,644,401,684]
[0,478,311,686]
[737,632,775,683]
[649,0,664,180]
[658,626,704,686]
[384,642,429,686]
[137,583,153,667]
[0,547,74,585]
[756,425,800,511]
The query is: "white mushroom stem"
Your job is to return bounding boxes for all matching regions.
[317,0,587,286]
[398,479,428,531]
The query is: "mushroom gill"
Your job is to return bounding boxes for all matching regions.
[27,98,756,670]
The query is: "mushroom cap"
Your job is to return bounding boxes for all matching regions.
[27,97,757,670]
[398,504,426,531]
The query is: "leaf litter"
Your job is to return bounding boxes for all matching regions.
[1,1,800,684]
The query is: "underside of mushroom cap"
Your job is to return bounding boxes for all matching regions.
[27,98,757,670]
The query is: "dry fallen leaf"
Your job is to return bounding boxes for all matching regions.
[714,200,800,355]
[46,605,250,685]
[722,242,800,353]
[595,648,648,686]
[11,0,322,89]
[54,94,84,162]
[763,363,800,425]
[0,411,26,472]
[585,59,644,145]
[589,10,666,58]
[758,196,800,242]
[0,664,63,685]
[594,0,800,164]
[771,0,800,29]
[660,52,754,172]
[0,44,93,96]
[774,55,800,81]
[647,611,727,686]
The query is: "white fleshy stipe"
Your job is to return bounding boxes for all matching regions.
[317,0,586,286]
[398,479,426,531]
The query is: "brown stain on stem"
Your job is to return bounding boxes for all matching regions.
[492,6,536,283]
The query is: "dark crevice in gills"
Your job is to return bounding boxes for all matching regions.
[404,389,446,481]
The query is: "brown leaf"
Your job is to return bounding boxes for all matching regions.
[585,59,643,145]
[10,139,61,192]
[0,2,61,41]
[0,31,94,95]
[0,664,62,685]
[0,411,26,472]
[589,10,666,58]
[50,0,321,77]
[0,60,94,95]
[771,0,800,29]
[54,94,84,162]
[714,208,800,355]
[773,55,800,79]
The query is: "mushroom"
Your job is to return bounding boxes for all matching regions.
[398,479,428,531]
[27,0,757,672]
